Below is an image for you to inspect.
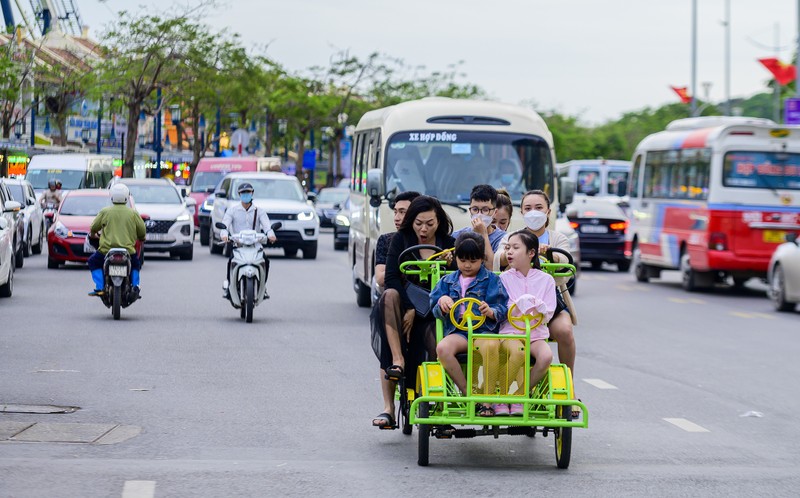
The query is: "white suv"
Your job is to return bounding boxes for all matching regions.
[210,172,319,259]
[117,178,197,260]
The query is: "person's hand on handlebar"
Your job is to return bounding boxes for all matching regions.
[477,301,495,321]
[437,295,455,314]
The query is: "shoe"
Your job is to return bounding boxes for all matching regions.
[493,404,510,416]
[131,286,141,300]
[88,289,104,297]
[222,289,230,299]
[509,403,524,416]
[263,289,270,299]
[477,403,495,417]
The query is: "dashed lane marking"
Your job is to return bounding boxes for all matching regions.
[663,418,710,433]
[583,378,618,389]
[731,311,775,319]
[122,481,155,498]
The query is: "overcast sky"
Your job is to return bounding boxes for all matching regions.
[63,1,800,123]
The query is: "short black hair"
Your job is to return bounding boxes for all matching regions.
[470,184,498,206]
[454,231,484,261]
[395,191,421,203]
[398,195,453,239]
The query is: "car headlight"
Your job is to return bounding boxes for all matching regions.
[54,221,69,239]
[335,214,350,227]
[298,210,314,221]
[176,213,191,222]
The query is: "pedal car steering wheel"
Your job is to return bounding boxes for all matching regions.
[398,244,444,273]
[450,297,487,331]
[507,302,545,331]
[545,247,575,270]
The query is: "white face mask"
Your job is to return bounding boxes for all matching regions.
[471,213,494,227]
[523,210,548,231]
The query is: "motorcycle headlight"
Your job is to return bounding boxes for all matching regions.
[298,210,314,221]
[335,214,350,227]
[54,222,69,239]
[176,213,191,222]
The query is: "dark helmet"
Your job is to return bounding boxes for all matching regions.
[237,182,254,194]
[48,179,57,189]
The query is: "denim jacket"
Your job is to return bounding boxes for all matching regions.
[430,265,509,336]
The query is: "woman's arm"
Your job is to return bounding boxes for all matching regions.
[385,231,411,308]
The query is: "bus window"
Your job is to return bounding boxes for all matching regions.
[576,169,601,195]
[608,171,629,197]
[723,151,800,190]
[630,155,642,198]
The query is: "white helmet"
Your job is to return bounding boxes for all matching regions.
[110,183,129,204]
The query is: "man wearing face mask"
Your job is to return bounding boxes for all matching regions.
[452,184,506,265]
[220,182,277,299]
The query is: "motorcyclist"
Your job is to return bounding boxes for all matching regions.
[87,184,146,297]
[221,182,277,299]
[41,179,62,208]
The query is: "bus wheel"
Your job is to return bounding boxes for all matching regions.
[633,247,649,283]
[680,253,710,292]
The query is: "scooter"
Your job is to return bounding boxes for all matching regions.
[215,221,281,323]
[99,247,139,320]
[43,202,57,231]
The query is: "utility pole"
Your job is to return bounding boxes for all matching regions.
[724,0,731,115]
[691,0,698,116]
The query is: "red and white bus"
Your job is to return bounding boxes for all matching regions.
[626,116,800,291]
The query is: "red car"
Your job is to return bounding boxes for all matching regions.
[47,189,144,269]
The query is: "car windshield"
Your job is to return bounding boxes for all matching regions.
[126,185,181,204]
[27,169,85,189]
[316,189,349,204]
[59,196,112,216]
[191,172,225,193]
[576,170,601,195]
[723,151,800,190]
[231,178,305,201]
[384,131,554,203]
[6,184,25,203]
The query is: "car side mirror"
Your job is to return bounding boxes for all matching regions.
[3,200,21,213]
[205,186,215,194]
[616,181,628,197]
[333,203,341,210]
[270,222,282,231]
[558,178,576,211]
[367,168,384,208]
[141,214,150,221]
[215,190,226,198]
[787,232,798,244]
[215,221,227,230]
[306,192,317,203]
[185,197,197,207]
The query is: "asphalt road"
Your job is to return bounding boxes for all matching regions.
[1,232,799,497]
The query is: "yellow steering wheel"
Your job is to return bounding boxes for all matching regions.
[427,247,455,261]
[449,297,487,331]
[507,302,545,331]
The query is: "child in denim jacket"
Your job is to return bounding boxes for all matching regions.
[430,232,508,403]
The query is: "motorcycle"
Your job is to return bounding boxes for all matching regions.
[215,221,281,323]
[43,202,57,231]
[100,247,139,320]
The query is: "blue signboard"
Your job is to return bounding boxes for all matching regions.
[785,97,800,125]
[303,150,317,170]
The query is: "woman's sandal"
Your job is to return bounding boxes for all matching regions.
[476,403,495,417]
[571,400,582,419]
[384,364,404,381]
[372,412,396,429]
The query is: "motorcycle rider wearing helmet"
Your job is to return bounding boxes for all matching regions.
[40,179,63,208]
[87,183,146,297]
[221,182,277,299]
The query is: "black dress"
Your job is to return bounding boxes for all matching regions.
[371,231,455,385]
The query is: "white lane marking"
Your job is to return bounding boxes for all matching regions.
[583,378,618,390]
[731,311,775,319]
[663,418,709,433]
[122,481,155,498]
[668,297,688,303]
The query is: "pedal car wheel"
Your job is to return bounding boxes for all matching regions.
[417,402,430,467]
[400,387,412,435]
[554,405,572,469]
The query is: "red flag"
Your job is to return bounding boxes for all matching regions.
[758,57,796,86]
[670,86,692,104]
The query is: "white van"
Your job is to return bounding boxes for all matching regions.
[25,154,115,197]
[557,159,631,200]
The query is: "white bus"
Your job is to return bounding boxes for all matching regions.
[626,116,800,291]
[557,159,631,200]
[347,97,575,306]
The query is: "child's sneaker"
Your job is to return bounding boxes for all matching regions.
[493,404,510,416]
[509,403,524,416]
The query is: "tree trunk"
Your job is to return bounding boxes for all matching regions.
[190,100,201,176]
[296,130,307,183]
[124,103,141,178]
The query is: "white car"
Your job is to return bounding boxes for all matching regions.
[3,179,45,257]
[0,192,22,297]
[210,172,319,259]
[117,178,196,260]
[767,233,800,312]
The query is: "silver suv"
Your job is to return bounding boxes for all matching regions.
[210,172,319,259]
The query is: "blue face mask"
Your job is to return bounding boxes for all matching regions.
[240,193,253,204]
[501,173,515,185]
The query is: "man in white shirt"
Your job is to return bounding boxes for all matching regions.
[221,182,277,298]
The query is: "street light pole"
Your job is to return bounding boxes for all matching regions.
[264,106,269,157]
[691,0,698,116]
[724,0,731,115]
[154,87,162,179]
[96,97,103,154]
[215,93,221,157]
[30,98,36,148]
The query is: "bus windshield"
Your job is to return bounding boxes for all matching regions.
[385,131,553,203]
[27,169,85,190]
[723,151,800,190]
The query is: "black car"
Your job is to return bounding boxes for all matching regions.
[314,187,350,228]
[566,197,630,272]
[333,197,350,251]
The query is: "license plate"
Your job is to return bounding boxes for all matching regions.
[108,265,127,277]
[763,230,786,243]
[146,233,172,241]
[581,225,608,234]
